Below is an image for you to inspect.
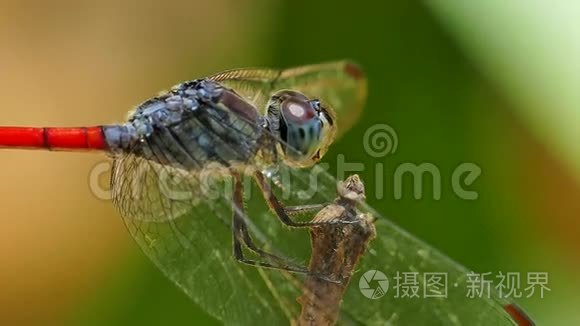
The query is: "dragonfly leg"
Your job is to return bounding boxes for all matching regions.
[232,238,339,284]
[231,172,340,283]
[254,171,355,228]
[284,203,328,215]
[231,172,289,260]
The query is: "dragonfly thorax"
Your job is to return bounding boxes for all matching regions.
[103,79,269,172]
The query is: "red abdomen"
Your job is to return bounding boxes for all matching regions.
[0,126,107,151]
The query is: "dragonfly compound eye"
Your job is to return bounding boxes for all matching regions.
[268,90,335,167]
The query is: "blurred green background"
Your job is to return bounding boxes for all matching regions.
[1,0,578,325]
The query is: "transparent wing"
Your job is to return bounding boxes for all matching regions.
[111,157,525,324]
[112,154,303,324]
[110,109,304,324]
[210,60,367,138]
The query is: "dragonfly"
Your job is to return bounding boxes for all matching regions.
[0,60,533,325]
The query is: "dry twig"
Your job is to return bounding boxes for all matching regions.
[296,175,376,326]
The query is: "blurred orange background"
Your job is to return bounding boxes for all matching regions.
[0,1,276,323]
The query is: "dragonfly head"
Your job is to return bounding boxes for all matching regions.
[267,90,337,168]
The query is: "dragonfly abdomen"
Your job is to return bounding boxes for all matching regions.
[0,126,107,151]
